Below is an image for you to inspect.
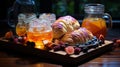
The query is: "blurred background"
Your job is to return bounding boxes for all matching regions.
[0,0,120,34]
[0,0,120,20]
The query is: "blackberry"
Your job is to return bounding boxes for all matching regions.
[92,42,99,48]
[60,44,66,51]
[26,41,35,48]
[64,43,69,46]
[74,47,81,55]
[85,43,88,45]
[9,37,14,42]
[82,47,88,53]
[99,39,104,44]
[53,45,61,51]
[87,40,92,44]
[18,37,25,44]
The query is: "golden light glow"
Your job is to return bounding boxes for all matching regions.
[35,42,45,50]
[27,30,53,50]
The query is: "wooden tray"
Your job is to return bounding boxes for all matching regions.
[0,39,113,66]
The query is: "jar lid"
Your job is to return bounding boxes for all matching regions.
[84,4,104,14]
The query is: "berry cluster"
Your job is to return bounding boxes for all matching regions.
[4,31,105,55]
[48,36,103,55]
[51,43,81,55]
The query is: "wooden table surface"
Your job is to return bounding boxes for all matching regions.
[0,23,120,67]
[0,45,120,67]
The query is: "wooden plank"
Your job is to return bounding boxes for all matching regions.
[0,40,113,66]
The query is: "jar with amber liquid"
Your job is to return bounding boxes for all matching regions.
[27,14,54,50]
[7,0,39,36]
[82,4,112,38]
[16,14,27,37]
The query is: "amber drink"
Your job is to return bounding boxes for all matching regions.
[82,4,112,38]
[16,14,27,36]
[82,18,107,38]
[27,16,53,49]
[27,28,53,49]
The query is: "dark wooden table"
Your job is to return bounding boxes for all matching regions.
[0,47,120,67]
[0,21,120,67]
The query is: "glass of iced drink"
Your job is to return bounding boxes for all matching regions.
[27,16,53,49]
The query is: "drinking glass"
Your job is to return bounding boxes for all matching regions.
[15,13,36,37]
[27,13,54,49]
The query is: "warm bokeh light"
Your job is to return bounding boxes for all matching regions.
[35,42,45,50]
[27,29,53,50]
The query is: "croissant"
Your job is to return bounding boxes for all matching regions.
[61,27,93,45]
[52,15,80,39]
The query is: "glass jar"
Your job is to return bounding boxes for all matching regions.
[15,14,27,37]
[7,0,39,36]
[15,13,36,37]
[27,13,54,49]
[81,4,112,38]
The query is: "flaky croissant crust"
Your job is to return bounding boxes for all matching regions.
[61,28,93,45]
[52,15,80,39]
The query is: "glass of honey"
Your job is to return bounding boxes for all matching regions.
[82,4,112,38]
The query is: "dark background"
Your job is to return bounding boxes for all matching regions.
[0,0,53,20]
[0,0,14,20]
[0,0,120,34]
[0,0,120,20]
[0,0,53,35]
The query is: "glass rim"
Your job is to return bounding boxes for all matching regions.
[84,3,105,14]
[85,3,104,8]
